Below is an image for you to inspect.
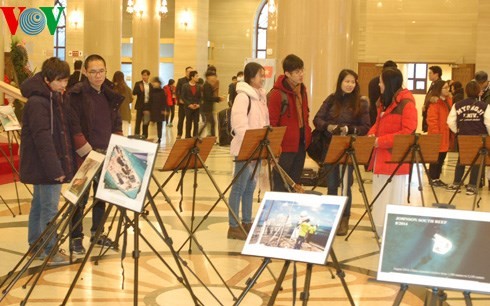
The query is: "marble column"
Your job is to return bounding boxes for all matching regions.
[174,0,209,78]
[273,0,357,115]
[83,0,122,77]
[131,0,160,85]
[476,0,490,72]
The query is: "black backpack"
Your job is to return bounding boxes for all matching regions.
[267,88,289,118]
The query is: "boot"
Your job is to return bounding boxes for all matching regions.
[336,216,350,236]
[227,226,247,240]
[242,222,253,233]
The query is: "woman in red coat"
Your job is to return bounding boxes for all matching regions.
[427,80,452,187]
[367,68,418,236]
[163,79,176,127]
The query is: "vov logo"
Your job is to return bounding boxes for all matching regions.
[0,6,65,36]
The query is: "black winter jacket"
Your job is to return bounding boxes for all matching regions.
[20,73,75,184]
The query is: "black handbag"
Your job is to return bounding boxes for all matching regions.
[307,129,329,165]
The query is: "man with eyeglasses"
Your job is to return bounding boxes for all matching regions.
[268,54,312,192]
[66,54,124,255]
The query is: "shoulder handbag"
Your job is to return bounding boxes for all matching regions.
[307,129,329,165]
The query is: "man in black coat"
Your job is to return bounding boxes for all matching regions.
[132,69,151,136]
[67,60,87,90]
[67,54,124,255]
[175,66,193,139]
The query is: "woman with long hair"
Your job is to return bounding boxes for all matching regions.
[427,80,452,187]
[112,71,132,135]
[368,68,418,236]
[313,69,370,236]
[227,62,269,240]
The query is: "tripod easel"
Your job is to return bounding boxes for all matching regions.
[320,135,379,247]
[347,134,441,239]
[171,126,288,252]
[447,135,490,210]
[0,125,33,215]
[148,135,243,301]
[0,151,106,304]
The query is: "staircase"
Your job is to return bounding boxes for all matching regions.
[0,141,20,185]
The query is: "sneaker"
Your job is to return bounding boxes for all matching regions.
[446,184,461,193]
[27,248,45,260]
[70,237,86,255]
[176,135,182,140]
[47,250,70,267]
[466,186,476,196]
[431,179,447,187]
[91,234,115,248]
[167,123,173,127]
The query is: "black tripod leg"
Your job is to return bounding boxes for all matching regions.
[393,283,409,306]
[150,175,237,301]
[346,146,409,240]
[0,201,70,301]
[133,211,140,306]
[473,153,486,210]
[0,195,15,217]
[300,263,313,306]
[413,153,426,207]
[463,291,473,306]
[188,159,199,254]
[62,205,113,305]
[349,154,380,247]
[329,250,355,306]
[267,260,291,306]
[146,193,201,305]
[234,258,272,306]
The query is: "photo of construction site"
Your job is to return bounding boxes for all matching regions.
[242,192,346,264]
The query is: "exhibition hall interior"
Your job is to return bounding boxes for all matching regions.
[1,0,490,305]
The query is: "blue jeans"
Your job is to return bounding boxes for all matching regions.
[228,160,257,227]
[325,164,353,216]
[28,184,62,255]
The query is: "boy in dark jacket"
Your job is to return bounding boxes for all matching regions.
[20,57,73,266]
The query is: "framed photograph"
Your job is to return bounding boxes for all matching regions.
[96,134,158,213]
[241,192,347,265]
[0,105,21,131]
[378,205,490,293]
[62,151,105,205]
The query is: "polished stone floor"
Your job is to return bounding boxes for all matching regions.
[0,122,489,305]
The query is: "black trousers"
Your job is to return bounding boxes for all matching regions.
[429,152,447,180]
[272,129,306,191]
[134,109,143,135]
[185,108,200,138]
[177,104,186,137]
[203,111,216,136]
[71,179,106,239]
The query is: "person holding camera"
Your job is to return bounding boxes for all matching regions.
[313,69,370,236]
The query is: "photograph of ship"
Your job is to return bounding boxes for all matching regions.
[104,145,147,200]
[63,151,105,205]
[0,105,21,131]
[242,192,346,265]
